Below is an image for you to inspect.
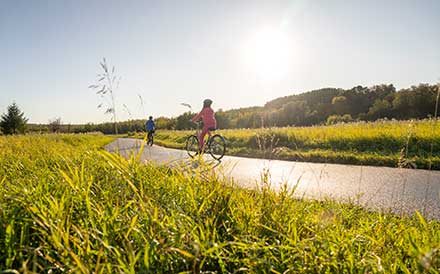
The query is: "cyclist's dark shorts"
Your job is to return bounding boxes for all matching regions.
[208,127,216,131]
[147,130,155,134]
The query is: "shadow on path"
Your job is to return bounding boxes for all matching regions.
[105,138,440,220]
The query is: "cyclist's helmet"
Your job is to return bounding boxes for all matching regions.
[203,99,213,108]
[149,116,153,120]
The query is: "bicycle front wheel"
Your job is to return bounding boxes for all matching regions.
[186,135,199,158]
[209,134,226,160]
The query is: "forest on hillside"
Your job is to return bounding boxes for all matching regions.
[212,83,439,129]
[27,83,439,134]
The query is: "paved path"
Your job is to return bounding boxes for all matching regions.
[105,138,440,220]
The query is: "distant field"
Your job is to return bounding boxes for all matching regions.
[1,134,439,272]
[139,120,440,169]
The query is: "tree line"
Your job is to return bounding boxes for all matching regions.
[67,83,440,133]
[2,83,439,135]
[213,83,439,129]
[121,83,439,132]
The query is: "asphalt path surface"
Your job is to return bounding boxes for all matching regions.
[105,138,440,220]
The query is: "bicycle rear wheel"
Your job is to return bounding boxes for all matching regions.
[186,135,199,158]
[147,132,154,146]
[209,134,226,160]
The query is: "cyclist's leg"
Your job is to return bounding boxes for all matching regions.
[199,127,209,151]
[206,128,214,144]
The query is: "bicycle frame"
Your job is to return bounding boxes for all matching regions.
[193,121,213,148]
[186,121,226,160]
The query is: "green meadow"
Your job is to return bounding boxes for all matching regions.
[0,134,439,272]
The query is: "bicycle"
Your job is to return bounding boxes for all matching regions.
[186,121,226,160]
[147,130,154,146]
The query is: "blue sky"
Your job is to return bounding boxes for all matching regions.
[1,0,439,124]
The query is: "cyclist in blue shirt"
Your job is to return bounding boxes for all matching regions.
[145,116,155,145]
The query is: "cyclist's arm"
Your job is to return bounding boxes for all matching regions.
[191,110,204,122]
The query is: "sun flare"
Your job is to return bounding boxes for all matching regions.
[243,28,293,81]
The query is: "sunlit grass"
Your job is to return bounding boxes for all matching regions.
[0,134,439,272]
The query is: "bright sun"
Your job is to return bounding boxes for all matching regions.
[243,28,293,81]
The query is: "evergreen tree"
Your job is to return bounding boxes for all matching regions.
[0,103,28,134]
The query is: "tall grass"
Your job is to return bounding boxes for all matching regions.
[143,120,440,169]
[0,134,439,272]
[89,58,121,135]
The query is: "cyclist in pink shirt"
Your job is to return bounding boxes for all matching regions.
[191,99,217,151]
